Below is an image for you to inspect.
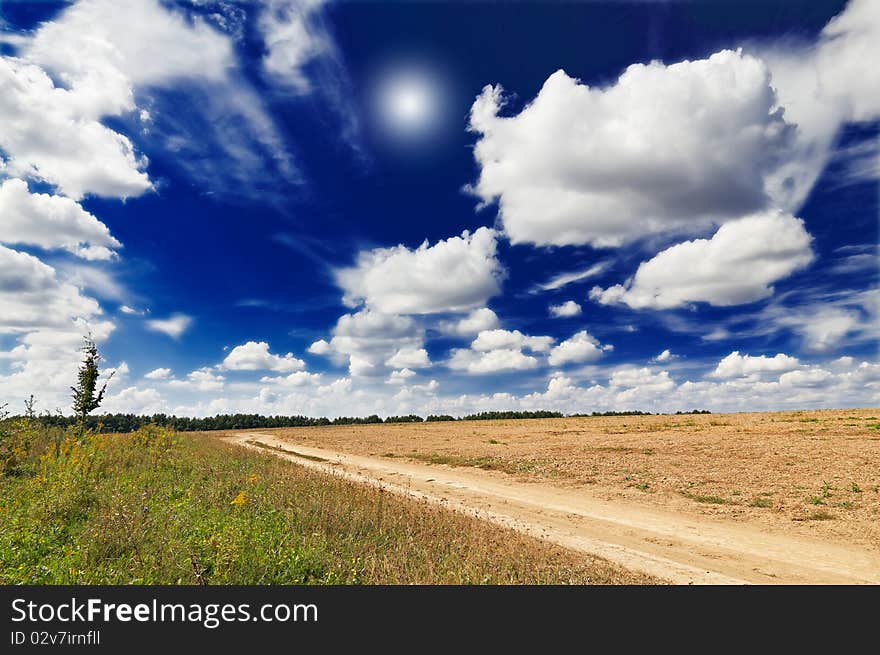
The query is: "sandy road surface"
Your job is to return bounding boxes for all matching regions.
[228,432,880,585]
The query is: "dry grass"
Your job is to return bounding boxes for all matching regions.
[238,408,880,549]
[0,425,657,584]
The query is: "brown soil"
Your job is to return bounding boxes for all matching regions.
[229,409,880,549]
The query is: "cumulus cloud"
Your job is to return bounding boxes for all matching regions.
[549,300,582,318]
[221,341,305,372]
[387,368,417,385]
[609,367,676,392]
[307,339,331,355]
[469,50,794,247]
[442,307,500,337]
[0,245,102,333]
[259,371,322,387]
[2,0,299,203]
[471,329,554,353]
[0,179,122,259]
[448,347,539,375]
[548,330,610,367]
[335,227,503,315]
[448,328,554,375]
[653,349,676,363]
[168,367,225,392]
[591,211,813,309]
[145,314,193,339]
[120,305,145,316]
[0,0,236,199]
[710,351,801,379]
[101,385,165,414]
[310,309,425,377]
[0,56,151,200]
[385,347,431,369]
[469,1,880,251]
[144,367,172,380]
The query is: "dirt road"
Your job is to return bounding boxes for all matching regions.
[229,432,880,585]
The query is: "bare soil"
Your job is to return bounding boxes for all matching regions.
[220,408,880,584]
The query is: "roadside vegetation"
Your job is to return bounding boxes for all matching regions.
[0,422,657,584]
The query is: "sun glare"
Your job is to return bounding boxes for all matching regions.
[371,63,449,148]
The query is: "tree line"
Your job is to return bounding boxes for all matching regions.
[20,408,708,433]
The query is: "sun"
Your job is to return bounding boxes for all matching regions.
[372,65,446,145]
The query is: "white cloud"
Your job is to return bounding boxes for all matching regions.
[385,347,430,369]
[221,340,305,372]
[145,314,193,339]
[443,307,500,337]
[144,367,172,380]
[778,368,833,388]
[471,329,554,353]
[336,227,503,315]
[311,309,425,377]
[653,349,676,363]
[447,328,554,375]
[0,179,121,259]
[307,339,331,355]
[0,55,151,200]
[448,348,539,375]
[387,368,417,385]
[469,50,794,247]
[533,262,608,292]
[548,330,609,367]
[120,305,145,315]
[0,245,102,333]
[760,0,880,209]
[549,300,582,318]
[259,371,322,387]
[168,367,225,392]
[591,211,813,309]
[23,0,233,96]
[792,308,863,353]
[56,264,128,303]
[259,0,329,92]
[101,385,165,414]
[710,351,801,379]
[3,0,297,203]
[609,367,676,392]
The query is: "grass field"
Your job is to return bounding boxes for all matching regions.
[250,408,880,549]
[0,421,657,584]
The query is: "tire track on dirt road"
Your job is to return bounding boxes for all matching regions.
[229,432,880,585]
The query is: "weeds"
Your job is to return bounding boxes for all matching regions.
[681,491,730,505]
[1,423,652,584]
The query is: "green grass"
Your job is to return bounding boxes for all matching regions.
[408,451,557,477]
[750,497,773,508]
[1,422,655,585]
[681,491,731,505]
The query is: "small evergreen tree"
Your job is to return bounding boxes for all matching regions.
[71,336,114,432]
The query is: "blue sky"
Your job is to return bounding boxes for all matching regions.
[0,0,877,417]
